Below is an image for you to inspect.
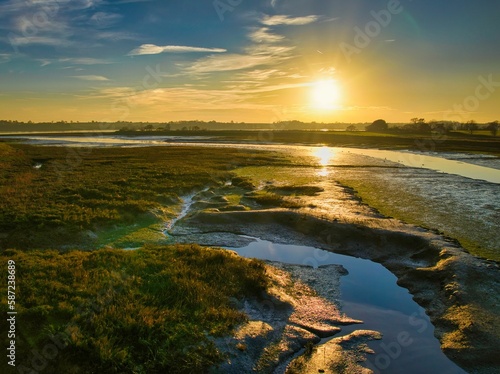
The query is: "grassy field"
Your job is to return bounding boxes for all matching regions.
[1,245,267,373]
[0,142,287,249]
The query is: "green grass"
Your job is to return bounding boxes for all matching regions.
[0,245,268,373]
[266,185,324,196]
[0,143,288,373]
[0,143,288,249]
[336,176,499,261]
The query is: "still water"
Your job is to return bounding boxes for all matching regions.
[2,135,499,183]
[227,237,467,374]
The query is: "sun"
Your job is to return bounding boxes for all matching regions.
[310,79,341,110]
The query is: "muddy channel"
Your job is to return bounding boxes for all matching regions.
[164,175,498,374]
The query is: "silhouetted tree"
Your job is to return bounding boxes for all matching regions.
[346,125,357,131]
[417,122,431,133]
[486,121,499,136]
[410,117,425,125]
[366,119,388,132]
[465,120,478,135]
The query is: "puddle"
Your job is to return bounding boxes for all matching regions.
[227,237,466,374]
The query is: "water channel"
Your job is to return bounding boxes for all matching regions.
[227,237,467,374]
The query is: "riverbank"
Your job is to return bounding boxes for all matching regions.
[210,261,381,373]
[171,202,499,373]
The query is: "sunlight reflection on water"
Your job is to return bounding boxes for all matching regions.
[313,146,335,166]
[313,146,336,177]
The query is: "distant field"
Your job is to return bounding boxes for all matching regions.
[115,129,500,156]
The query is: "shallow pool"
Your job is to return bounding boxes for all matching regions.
[227,237,466,374]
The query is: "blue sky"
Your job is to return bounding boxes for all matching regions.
[0,0,499,123]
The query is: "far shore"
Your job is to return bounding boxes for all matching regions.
[1,128,500,155]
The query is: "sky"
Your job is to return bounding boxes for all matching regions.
[0,0,499,124]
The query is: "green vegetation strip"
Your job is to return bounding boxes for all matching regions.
[0,245,267,373]
[337,175,499,262]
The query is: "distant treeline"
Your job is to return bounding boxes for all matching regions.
[0,119,498,135]
[366,118,499,136]
[0,119,359,132]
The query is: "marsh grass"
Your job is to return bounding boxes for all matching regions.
[0,245,268,373]
[246,190,303,209]
[0,143,288,249]
[266,185,324,196]
[337,175,499,261]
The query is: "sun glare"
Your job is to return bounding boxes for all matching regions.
[310,79,341,110]
[313,146,335,166]
[313,146,335,177]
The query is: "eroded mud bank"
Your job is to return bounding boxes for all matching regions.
[168,179,499,373]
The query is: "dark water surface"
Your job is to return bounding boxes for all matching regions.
[228,237,467,374]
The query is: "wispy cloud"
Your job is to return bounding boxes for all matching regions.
[37,59,51,67]
[90,85,298,113]
[236,68,304,82]
[185,54,274,74]
[8,36,70,46]
[71,75,110,81]
[96,31,139,41]
[89,12,122,28]
[0,53,11,64]
[261,15,319,26]
[184,45,295,74]
[60,58,113,65]
[236,69,281,81]
[249,27,284,43]
[127,44,227,56]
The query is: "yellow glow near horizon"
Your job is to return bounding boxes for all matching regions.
[310,79,341,111]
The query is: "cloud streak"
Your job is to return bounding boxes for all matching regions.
[249,27,284,43]
[71,75,110,81]
[60,58,113,65]
[127,44,227,56]
[184,45,295,74]
[261,15,319,26]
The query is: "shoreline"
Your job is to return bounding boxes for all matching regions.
[171,207,499,373]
